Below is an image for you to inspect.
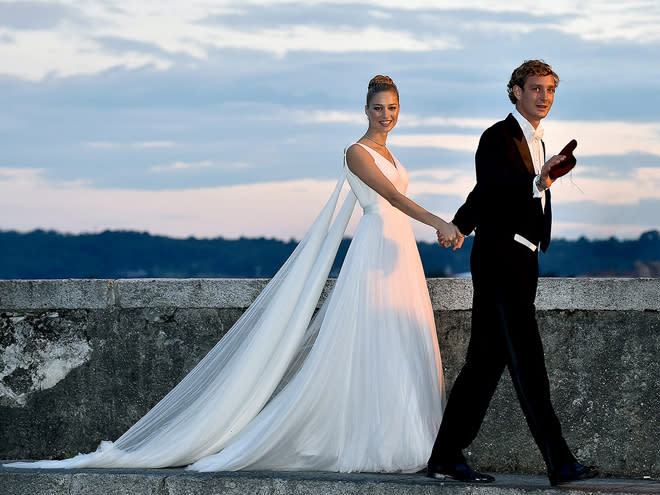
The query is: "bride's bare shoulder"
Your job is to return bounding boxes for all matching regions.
[346,142,371,161]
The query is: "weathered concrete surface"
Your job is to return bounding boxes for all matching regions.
[2,277,658,311]
[0,279,271,310]
[1,278,659,479]
[1,467,658,495]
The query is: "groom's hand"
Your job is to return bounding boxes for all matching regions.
[539,154,566,190]
[449,223,465,250]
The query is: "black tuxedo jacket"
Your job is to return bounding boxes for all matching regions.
[453,113,551,253]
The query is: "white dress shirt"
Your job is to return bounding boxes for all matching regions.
[512,108,546,209]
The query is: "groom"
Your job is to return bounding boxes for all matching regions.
[429,60,599,486]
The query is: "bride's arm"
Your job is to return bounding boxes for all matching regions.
[346,144,459,242]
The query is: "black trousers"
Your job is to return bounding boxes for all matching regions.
[428,236,574,472]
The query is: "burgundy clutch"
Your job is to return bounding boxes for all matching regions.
[549,139,577,180]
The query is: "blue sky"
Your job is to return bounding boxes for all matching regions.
[1,0,659,242]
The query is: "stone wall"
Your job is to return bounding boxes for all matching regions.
[1,278,658,477]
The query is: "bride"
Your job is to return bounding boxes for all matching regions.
[6,75,462,473]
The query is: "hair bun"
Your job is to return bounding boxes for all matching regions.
[368,75,394,89]
[366,75,398,105]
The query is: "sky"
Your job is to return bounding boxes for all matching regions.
[1,0,659,243]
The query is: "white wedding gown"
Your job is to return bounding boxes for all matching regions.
[6,144,445,473]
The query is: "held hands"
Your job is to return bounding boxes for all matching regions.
[436,222,464,250]
[538,154,566,190]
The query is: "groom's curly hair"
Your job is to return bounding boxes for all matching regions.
[507,60,559,104]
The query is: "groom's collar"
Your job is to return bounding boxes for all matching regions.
[512,108,543,145]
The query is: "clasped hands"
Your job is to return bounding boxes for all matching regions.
[436,222,464,250]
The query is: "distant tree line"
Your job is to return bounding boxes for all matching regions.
[0,229,658,279]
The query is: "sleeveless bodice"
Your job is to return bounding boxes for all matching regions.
[345,143,409,214]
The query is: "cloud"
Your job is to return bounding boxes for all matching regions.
[543,120,660,157]
[0,167,347,240]
[149,160,214,173]
[0,167,45,184]
[136,141,176,148]
[0,29,172,81]
[86,141,176,149]
[0,2,461,81]
[550,198,660,240]
[0,1,658,244]
[555,1,660,43]
[368,10,392,20]
[390,134,481,153]
[407,162,660,207]
[551,221,654,241]
[0,1,80,30]
[3,165,656,242]
[551,166,660,205]
[149,160,252,173]
[296,109,660,155]
[404,163,660,241]
[379,119,660,159]
[215,25,459,56]
[298,111,493,131]
[0,167,91,188]
[301,113,660,159]
[576,153,660,175]
[362,0,660,43]
[8,0,658,82]
[407,169,476,197]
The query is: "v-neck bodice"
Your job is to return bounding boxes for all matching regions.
[345,143,409,215]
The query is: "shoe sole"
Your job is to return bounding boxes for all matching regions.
[427,472,495,483]
[427,473,451,480]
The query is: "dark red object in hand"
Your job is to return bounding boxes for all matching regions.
[549,139,577,180]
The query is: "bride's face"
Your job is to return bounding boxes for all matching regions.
[365,90,399,134]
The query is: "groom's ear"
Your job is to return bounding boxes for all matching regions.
[513,85,523,101]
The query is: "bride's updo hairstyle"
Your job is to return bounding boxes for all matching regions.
[366,75,399,105]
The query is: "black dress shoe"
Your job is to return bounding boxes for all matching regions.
[549,462,599,486]
[427,462,495,483]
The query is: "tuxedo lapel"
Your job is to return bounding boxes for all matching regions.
[542,140,546,161]
[541,188,552,252]
[540,138,552,252]
[506,114,535,175]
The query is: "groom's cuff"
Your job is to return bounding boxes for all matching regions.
[532,175,544,198]
[514,234,538,252]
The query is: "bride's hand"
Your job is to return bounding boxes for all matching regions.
[436,222,464,250]
[436,221,455,248]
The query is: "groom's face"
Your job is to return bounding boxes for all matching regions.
[514,74,556,126]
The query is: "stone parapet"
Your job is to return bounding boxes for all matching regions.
[1,278,658,478]
[2,277,658,311]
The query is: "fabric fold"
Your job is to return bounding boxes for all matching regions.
[6,172,357,469]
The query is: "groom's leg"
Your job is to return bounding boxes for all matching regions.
[497,252,575,472]
[428,289,506,465]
